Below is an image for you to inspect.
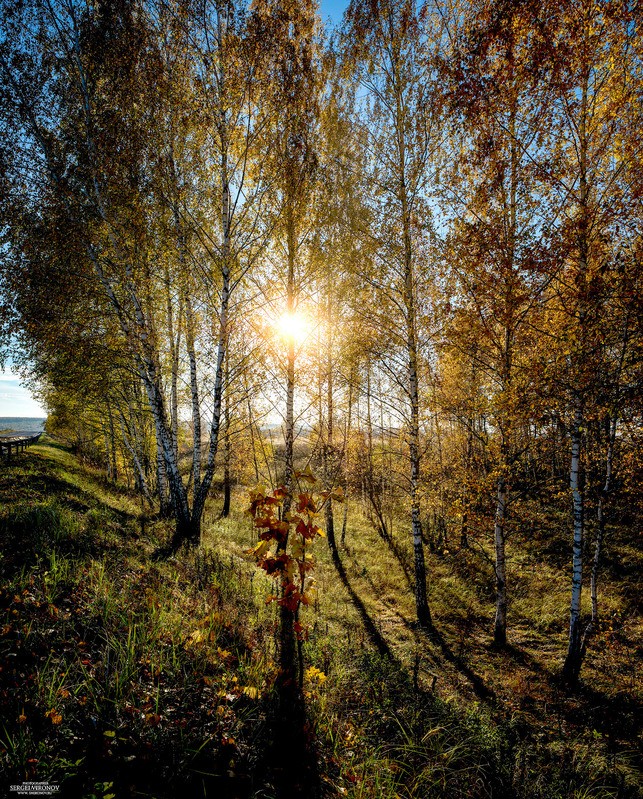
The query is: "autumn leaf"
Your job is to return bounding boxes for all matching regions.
[45,709,63,725]
[247,540,271,559]
[295,465,317,484]
[188,629,206,644]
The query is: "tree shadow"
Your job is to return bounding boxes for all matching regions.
[398,621,495,703]
[329,546,398,662]
[499,641,552,674]
[268,683,321,799]
[330,543,494,704]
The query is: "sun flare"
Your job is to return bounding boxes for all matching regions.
[275,311,309,345]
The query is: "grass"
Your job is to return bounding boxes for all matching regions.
[0,438,640,798]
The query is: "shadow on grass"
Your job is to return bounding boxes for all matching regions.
[365,524,416,595]
[428,626,496,702]
[331,542,494,703]
[330,545,399,662]
[0,450,148,578]
[34,438,148,511]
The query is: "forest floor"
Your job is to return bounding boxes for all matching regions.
[0,438,641,798]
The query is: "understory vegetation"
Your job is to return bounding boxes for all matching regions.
[0,440,640,798]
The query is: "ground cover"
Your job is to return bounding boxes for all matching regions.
[0,440,640,798]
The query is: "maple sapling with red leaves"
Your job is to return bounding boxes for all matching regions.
[246,467,343,684]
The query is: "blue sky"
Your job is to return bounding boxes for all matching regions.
[319,0,348,24]
[0,366,45,417]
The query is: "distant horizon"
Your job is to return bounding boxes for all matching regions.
[0,415,47,419]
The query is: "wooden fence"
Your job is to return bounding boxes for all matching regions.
[0,432,42,462]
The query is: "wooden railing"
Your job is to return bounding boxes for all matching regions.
[0,432,42,461]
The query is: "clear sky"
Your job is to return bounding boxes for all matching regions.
[0,366,46,418]
[319,0,348,25]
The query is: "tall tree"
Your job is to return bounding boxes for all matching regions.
[343,0,447,628]
[543,0,642,684]
[445,0,560,646]
[0,0,273,547]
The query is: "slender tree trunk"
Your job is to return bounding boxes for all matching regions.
[325,288,337,557]
[144,380,197,545]
[118,412,153,504]
[563,69,589,687]
[389,60,432,628]
[365,359,374,517]
[171,186,202,498]
[189,24,231,530]
[165,263,180,465]
[155,422,172,517]
[493,338,513,647]
[341,372,354,548]
[222,354,231,518]
[563,401,584,683]
[401,185,431,629]
[185,291,201,496]
[282,199,296,514]
[493,89,518,648]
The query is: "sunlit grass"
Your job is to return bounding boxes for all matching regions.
[0,440,640,798]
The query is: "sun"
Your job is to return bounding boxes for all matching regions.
[276,310,309,345]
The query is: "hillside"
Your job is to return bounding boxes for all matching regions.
[0,439,640,798]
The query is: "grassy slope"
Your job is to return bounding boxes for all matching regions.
[0,439,640,798]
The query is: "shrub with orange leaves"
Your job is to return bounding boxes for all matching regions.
[246,470,343,638]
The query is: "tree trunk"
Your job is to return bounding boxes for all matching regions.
[118,412,153,505]
[222,355,231,518]
[155,432,172,518]
[325,287,337,557]
[402,186,431,629]
[340,371,354,548]
[185,293,201,496]
[563,401,584,684]
[165,262,180,465]
[563,68,589,687]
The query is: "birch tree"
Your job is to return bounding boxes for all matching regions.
[543,0,642,684]
[445,0,560,646]
[0,0,273,548]
[342,0,448,628]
